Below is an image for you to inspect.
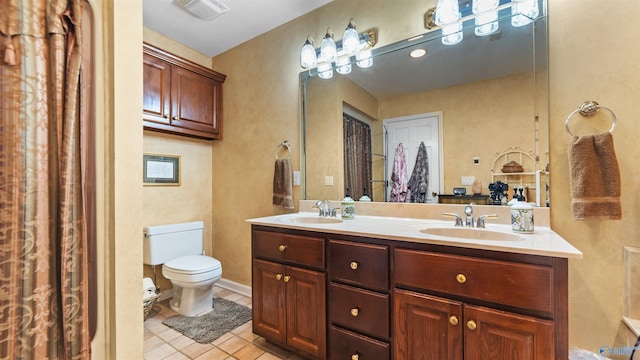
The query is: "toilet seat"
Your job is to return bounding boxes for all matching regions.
[163,255,222,283]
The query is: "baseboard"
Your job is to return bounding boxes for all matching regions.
[157,288,173,302]
[216,278,252,298]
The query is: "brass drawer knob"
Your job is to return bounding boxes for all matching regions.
[278,245,287,252]
[350,261,359,270]
[456,273,467,284]
[351,354,360,360]
[172,116,178,120]
[350,307,360,317]
[449,315,459,326]
[163,114,169,118]
[283,275,291,283]
[276,274,282,281]
[467,320,477,330]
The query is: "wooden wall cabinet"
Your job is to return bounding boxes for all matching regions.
[143,43,226,140]
[251,228,326,360]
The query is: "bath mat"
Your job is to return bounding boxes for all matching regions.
[162,297,252,344]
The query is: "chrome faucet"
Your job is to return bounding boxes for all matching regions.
[464,205,474,227]
[476,214,498,228]
[314,200,331,217]
[443,212,464,226]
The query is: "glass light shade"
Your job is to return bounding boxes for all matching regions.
[300,40,317,69]
[356,50,373,68]
[335,57,352,74]
[472,0,499,14]
[511,0,539,27]
[441,22,463,45]
[320,30,338,63]
[474,11,499,36]
[317,62,333,79]
[434,0,460,26]
[342,27,360,54]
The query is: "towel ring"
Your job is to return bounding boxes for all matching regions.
[275,140,291,160]
[565,101,617,137]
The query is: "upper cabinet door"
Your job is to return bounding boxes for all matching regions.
[170,66,222,136]
[142,43,226,140]
[143,52,171,125]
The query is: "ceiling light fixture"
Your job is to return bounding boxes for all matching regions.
[299,19,377,78]
[409,49,427,58]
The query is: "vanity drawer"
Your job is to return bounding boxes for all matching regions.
[329,283,389,339]
[329,325,390,360]
[394,248,553,314]
[329,239,389,292]
[253,230,325,269]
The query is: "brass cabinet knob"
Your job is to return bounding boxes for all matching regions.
[278,245,287,252]
[163,114,170,118]
[283,275,291,283]
[275,274,282,281]
[467,320,477,330]
[350,261,359,270]
[351,354,360,360]
[456,273,467,284]
[350,307,360,317]
[172,116,178,120]
[449,315,459,326]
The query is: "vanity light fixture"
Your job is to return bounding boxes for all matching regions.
[427,0,542,45]
[434,0,463,45]
[299,18,377,78]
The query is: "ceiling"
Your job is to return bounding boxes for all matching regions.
[143,0,333,57]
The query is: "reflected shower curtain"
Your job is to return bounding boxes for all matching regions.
[0,0,92,359]
[343,113,372,201]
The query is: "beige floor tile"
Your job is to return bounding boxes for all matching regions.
[232,344,266,360]
[211,288,234,298]
[222,292,243,302]
[255,352,284,360]
[143,335,166,352]
[163,351,191,360]
[212,332,234,346]
[144,343,177,360]
[181,342,215,359]
[169,333,195,350]
[217,336,249,355]
[192,347,231,360]
[158,327,183,342]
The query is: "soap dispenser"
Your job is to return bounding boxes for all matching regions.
[359,188,371,202]
[341,189,355,220]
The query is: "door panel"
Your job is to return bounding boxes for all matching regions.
[252,259,286,343]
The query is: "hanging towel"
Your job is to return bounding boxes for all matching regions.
[407,142,429,203]
[568,132,621,220]
[273,158,294,209]
[390,143,408,202]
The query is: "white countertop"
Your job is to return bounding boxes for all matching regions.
[247,212,583,259]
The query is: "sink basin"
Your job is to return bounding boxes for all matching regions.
[419,227,521,241]
[283,216,343,224]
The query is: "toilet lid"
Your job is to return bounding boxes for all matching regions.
[164,255,221,275]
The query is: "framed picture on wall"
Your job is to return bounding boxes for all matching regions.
[143,153,181,186]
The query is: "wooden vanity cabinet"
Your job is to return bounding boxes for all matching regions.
[393,247,565,360]
[143,43,226,140]
[251,227,326,360]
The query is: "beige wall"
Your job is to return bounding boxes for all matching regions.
[92,0,640,357]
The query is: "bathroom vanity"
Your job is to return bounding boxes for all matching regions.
[248,210,582,360]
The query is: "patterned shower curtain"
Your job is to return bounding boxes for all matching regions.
[0,0,93,358]
[343,113,372,201]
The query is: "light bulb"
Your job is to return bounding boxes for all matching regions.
[319,28,337,63]
[342,19,360,54]
[299,37,317,69]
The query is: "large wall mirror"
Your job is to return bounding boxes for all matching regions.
[301,0,549,206]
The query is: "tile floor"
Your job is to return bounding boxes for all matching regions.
[144,286,305,360]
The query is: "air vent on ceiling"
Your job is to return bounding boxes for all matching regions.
[174,0,229,21]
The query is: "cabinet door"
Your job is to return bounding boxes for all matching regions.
[171,66,222,137]
[464,304,554,360]
[286,266,326,359]
[252,259,286,343]
[143,53,171,125]
[394,289,463,360]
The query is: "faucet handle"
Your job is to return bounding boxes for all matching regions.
[476,214,498,228]
[443,212,464,227]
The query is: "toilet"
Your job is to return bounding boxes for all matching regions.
[143,221,222,317]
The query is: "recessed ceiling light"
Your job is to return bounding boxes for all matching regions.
[409,48,427,58]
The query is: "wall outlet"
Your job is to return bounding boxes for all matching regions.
[324,175,334,186]
[461,176,475,186]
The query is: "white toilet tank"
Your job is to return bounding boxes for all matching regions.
[143,221,205,265]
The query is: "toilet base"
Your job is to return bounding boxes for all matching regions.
[170,285,214,317]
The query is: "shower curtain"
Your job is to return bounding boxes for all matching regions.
[0,0,93,358]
